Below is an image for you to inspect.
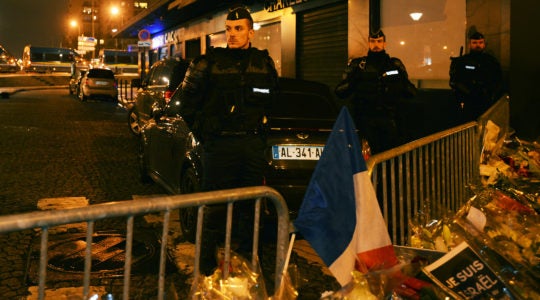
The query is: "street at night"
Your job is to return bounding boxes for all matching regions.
[0,77,339,299]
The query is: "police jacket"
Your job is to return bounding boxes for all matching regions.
[176,46,278,139]
[449,51,503,105]
[335,50,416,111]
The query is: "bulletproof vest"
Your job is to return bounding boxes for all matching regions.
[202,47,276,134]
[451,55,481,86]
[353,54,408,107]
[450,52,502,103]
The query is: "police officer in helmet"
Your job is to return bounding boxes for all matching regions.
[449,31,504,122]
[172,6,278,276]
[335,29,416,154]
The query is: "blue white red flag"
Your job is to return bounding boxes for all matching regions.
[293,107,398,286]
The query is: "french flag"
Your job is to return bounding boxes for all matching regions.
[294,107,398,286]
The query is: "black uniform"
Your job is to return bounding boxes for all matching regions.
[335,50,416,153]
[449,51,503,121]
[175,46,278,275]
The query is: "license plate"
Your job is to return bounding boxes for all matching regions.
[272,145,324,160]
[95,81,109,85]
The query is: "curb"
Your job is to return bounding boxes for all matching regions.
[0,86,68,98]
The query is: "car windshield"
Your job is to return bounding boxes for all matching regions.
[272,90,337,119]
[88,69,114,79]
[264,79,339,130]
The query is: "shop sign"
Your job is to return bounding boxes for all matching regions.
[165,28,184,45]
[264,0,308,12]
[423,242,511,299]
[152,35,165,49]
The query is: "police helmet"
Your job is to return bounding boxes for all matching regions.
[369,29,386,39]
[469,32,485,40]
[227,6,253,25]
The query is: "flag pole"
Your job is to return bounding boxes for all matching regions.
[275,233,296,299]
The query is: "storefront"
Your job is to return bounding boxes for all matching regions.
[123,0,348,87]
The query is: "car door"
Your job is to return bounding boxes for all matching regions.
[147,110,191,193]
[136,63,169,125]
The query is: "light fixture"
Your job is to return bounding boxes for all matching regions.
[409,12,423,21]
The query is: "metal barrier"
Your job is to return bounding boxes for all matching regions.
[365,95,510,246]
[117,79,137,102]
[0,186,290,300]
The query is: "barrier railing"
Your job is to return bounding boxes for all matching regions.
[0,186,290,300]
[365,95,510,246]
[117,79,137,105]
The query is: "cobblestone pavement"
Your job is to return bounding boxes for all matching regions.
[0,76,340,299]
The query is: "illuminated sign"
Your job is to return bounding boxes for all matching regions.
[151,35,165,49]
[264,0,308,12]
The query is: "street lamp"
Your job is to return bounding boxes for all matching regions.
[110,6,124,49]
[70,20,80,36]
[70,20,81,49]
[111,6,120,17]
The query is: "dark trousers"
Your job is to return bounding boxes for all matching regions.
[357,112,402,154]
[199,134,266,275]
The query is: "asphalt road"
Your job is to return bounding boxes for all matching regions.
[0,79,340,299]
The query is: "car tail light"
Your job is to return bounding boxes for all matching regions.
[164,89,174,103]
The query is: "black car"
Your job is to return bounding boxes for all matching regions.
[128,57,189,135]
[138,77,339,240]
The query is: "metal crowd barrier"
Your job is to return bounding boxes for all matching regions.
[117,79,137,102]
[0,186,290,300]
[365,94,510,246]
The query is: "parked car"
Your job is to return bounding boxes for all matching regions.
[128,57,190,135]
[78,68,118,102]
[0,54,19,73]
[138,77,340,241]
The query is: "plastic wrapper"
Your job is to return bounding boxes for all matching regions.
[482,130,540,189]
[320,248,447,299]
[189,249,268,299]
[452,188,540,299]
[408,200,464,253]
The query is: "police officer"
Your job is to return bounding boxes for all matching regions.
[335,30,416,154]
[449,31,504,122]
[172,6,278,275]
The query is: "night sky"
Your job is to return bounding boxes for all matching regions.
[0,0,68,57]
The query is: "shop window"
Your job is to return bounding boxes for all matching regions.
[185,38,201,61]
[208,32,226,48]
[252,22,281,76]
[381,0,466,85]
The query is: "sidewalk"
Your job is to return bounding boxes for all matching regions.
[0,85,68,93]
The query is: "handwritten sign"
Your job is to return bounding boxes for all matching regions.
[423,242,510,299]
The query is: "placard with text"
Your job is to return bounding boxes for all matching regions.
[423,241,510,299]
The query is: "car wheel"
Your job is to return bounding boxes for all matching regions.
[128,107,141,136]
[179,167,201,243]
[69,86,73,95]
[137,138,153,184]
